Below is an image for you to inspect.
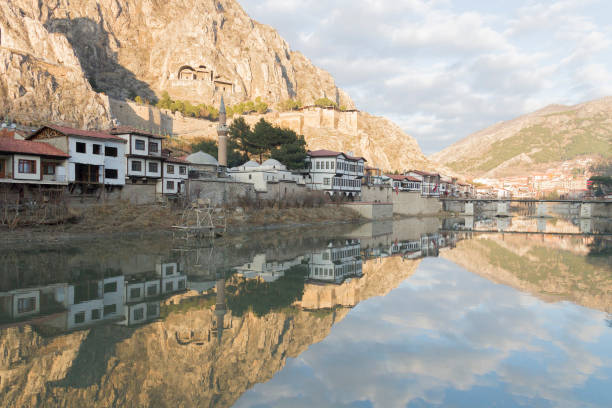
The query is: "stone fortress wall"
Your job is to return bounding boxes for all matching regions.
[108,98,361,141]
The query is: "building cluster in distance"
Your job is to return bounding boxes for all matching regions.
[473,158,593,199]
[0,99,475,206]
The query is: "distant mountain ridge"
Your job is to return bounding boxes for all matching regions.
[431,97,612,178]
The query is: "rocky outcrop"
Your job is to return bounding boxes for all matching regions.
[1,0,352,111]
[431,97,612,178]
[0,0,430,171]
[0,2,111,128]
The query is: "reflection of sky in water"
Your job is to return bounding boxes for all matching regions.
[235,258,612,408]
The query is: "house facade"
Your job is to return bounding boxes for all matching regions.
[0,137,69,187]
[387,174,422,192]
[303,149,365,199]
[110,127,163,184]
[28,125,126,190]
[158,156,189,196]
[308,239,363,284]
[228,159,305,194]
[406,170,441,197]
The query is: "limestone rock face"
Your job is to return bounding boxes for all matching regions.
[0,2,111,128]
[0,0,430,170]
[2,0,353,110]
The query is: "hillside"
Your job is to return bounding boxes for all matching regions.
[0,0,431,170]
[431,97,612,178]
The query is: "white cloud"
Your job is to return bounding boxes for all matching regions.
[240,0,612,154]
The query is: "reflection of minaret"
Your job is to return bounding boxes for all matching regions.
[217,96,229,169]
[214,276,227,342]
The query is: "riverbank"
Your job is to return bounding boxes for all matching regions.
[0,202,364,245]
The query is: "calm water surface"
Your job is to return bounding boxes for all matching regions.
[1,215,611,407]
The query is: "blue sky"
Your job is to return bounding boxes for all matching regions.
[239,0,612,154]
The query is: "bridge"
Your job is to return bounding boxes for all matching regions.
[441,198,612,218]
[440,198,611,204]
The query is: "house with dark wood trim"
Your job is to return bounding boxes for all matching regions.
[27,125,126,194]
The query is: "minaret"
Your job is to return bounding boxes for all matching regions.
[217,96,229,169]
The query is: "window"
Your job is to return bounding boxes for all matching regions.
[326,161,329,169]
[165,265,174,275]
[166,164,175,174]
[131,160,142,172]
[148,162,158,173]
[105,169,118,179]
[178,279,185,290]
[179,166,186,175]
[147,303,159,316]
[316,161,320,169]
[134,307,144,321]
[149,142,159,153]
[104,304,117,316]
[130,287,141,299]
[91,309,101,320]
[76,142,86,153]
[331,162,334,169]
[18,159,36,174]
[105,146,118,157]
[135,139,145,150]
[43,162,55,175]
[166,180,174,190]
[93,144,102,155]
[74,311,86,324]
[104,281,117,293]
[166,281,173,292]
[17,297,36,313]
[324,178,330,186]
[248,174,252,180]
[147,285,158,296]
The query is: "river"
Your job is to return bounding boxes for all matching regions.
[0,215,611,407]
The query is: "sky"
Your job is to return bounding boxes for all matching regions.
[239,0,612,155]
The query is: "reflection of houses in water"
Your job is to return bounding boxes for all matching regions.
[308,239,363,284]
[234,254,305,282]
[362,233,458,261]
[0,260,187,330]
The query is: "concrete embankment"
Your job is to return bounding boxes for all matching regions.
[361,186,443,216]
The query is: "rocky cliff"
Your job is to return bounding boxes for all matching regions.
[0,0,430,171]
[431,97,612,178]
[0,2,111,128]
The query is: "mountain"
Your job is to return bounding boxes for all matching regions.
[0,0,430,170]
[431,97,612,178]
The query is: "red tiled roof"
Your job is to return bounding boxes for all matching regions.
[30,125,126,143]
[308,149,367,162]
[0,138,69,158]
[165,156,189,164]
[308,149,342,157]
[109,126,165,139]
[386,174,421,182]
[409,169,439,177]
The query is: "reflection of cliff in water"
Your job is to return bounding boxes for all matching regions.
[0,252,422,407]
[442,232,612,313]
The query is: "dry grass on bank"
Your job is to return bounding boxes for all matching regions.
[230,205,362,226]
[51,202,362,233]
